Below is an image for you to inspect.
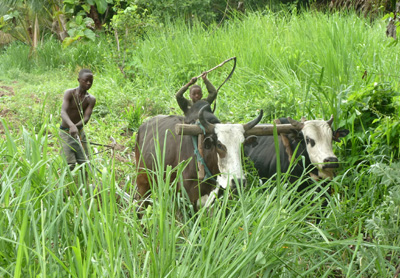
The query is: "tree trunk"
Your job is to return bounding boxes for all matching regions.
[33,14,39,49]
[386,2,400,38]
[51,7,68,41]
[89,5,102,30]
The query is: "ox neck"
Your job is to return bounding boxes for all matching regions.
[281,134,319,176]
[283,135,309,162]
[191,135,216,183]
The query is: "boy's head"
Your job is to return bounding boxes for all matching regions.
[78,69,94,91]
[189,85,202,103]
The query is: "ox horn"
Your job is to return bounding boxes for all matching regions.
[243,109,264,131]
[198,105,215,133]
[326,114,334,126]
[287,117,305,129]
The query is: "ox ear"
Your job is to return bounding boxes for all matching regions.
[332,128,349,142]
[244,135,258,148]
[287,117,305,130]
[203,137,214,149]
[287,129,303,142]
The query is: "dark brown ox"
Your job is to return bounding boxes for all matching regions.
[135,106,263,209]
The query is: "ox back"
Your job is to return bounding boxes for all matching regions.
[244,120,314,189]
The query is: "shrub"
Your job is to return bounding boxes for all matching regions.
[341,81,400,160]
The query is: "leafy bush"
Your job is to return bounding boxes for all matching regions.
[110,3,157,41]
[62,11,96,47]
[340,81,400,160]
[346,82,398,127]
[370,116,400,158]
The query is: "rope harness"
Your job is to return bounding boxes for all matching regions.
[191,122,216,182]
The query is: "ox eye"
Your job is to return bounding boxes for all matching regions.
[306,136,315,147]
[216,141,226,152]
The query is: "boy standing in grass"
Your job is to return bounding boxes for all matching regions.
[59,69,96,171]
[175,72,218,123]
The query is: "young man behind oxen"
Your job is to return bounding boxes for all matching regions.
[175,72,219,123]
[59,69,96,171]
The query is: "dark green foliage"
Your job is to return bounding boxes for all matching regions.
[134,0,217,24]
[340,81,400,159]
[109,3,157,43]
[132,0,311,25]
[345,81,398,127]
[329,0,393,14]
[370,117,400,158]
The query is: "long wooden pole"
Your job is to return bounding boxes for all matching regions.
[196,57,236,78]
[175,123,301,136]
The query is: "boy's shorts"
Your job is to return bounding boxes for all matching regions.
[59,127,89,165]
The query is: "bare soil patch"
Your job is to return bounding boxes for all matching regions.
[0,83,19,134]
[0,85,14,97]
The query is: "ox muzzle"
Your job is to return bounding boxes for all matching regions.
[322,156,339,169]
[230,178,247,194]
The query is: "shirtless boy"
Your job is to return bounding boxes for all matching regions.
[60,69,96,170]
[175,72,218,123]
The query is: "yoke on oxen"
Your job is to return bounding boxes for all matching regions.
[175,121,303,136]
[175,117,304,186]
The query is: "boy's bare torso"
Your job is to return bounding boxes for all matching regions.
[61,88,95,128]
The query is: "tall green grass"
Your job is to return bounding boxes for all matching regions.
[1,10,400,277]
[130,11,397,122]
[0,34,117,74]
[4,119,398,277]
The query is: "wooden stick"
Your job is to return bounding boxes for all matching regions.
[196,57,236,78]
[175,124,301,136]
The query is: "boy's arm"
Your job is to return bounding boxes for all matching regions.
[176,77,197,113]
[60,90,79,136]
[75,96,96,129]
[203,74,217,104]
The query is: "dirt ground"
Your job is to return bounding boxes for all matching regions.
[0,85,14,97]
[0,84,17,135]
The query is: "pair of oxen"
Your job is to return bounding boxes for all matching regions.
[135,101,348,210]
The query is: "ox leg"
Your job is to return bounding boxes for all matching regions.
[135,173,152,217]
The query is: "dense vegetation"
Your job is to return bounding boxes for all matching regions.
[1,8,400,277]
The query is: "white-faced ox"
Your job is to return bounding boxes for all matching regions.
[135,106,263,209]
[244,116,349,190]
